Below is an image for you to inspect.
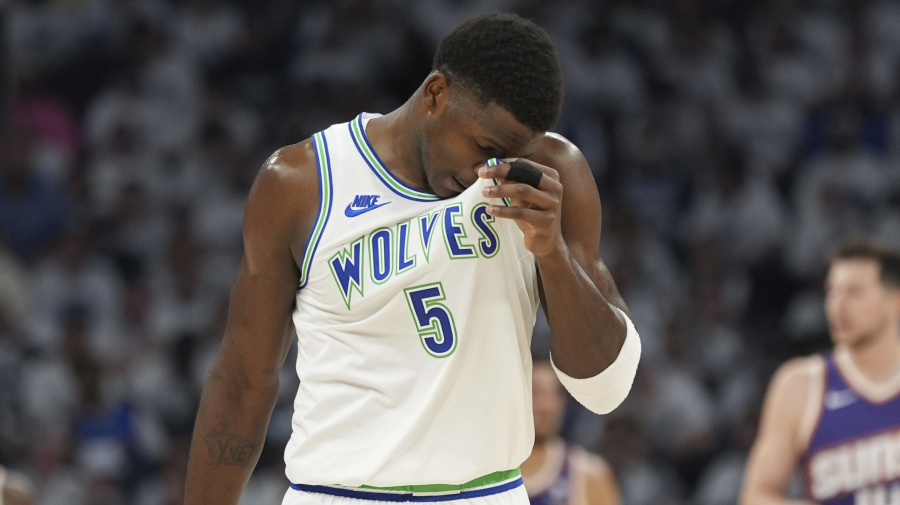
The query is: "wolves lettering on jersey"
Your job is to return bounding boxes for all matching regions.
[419,211,440,262]
[329,202,501,310]
[397,220,416,273]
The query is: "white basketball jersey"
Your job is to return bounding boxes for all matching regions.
[286,113,539,487]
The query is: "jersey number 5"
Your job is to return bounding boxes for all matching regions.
[404,282,458,358]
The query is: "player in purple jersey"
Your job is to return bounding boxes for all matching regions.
[741,242,900,505]
[522,362,620,505]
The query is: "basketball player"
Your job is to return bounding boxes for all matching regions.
[522,361,620,505]
[740,242,900,505]
[185,13,641,505]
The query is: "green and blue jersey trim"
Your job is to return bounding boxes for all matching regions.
[300,131,335,289]
[349,114,441,202]
[290,469,522,502]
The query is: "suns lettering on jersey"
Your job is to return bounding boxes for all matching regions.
[855,484,900,505]
[328,202,501,310]
[809,428,900,502]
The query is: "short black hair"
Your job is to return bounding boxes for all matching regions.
[830,240,900,289]
[432,12,564,133]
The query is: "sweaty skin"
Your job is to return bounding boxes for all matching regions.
[184,72,629,505]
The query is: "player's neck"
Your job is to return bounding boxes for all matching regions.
[365,104,428,190]
[845,327,900,383]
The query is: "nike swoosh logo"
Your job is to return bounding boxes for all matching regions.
[345,201,390,217]
[825,390,857,410]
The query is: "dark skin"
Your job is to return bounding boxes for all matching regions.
[184,71,629,505]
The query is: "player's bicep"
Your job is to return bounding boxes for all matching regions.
[215,149,317,384]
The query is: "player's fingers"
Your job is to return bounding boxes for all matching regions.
[496,170,563,196]
[486,204,557,225]
[482,182,559,209]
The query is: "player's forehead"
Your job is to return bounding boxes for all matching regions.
[826,258,882,288]
[449,91,543,157]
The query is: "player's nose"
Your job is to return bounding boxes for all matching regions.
[456,166,480,188]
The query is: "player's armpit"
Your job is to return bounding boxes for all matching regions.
[740,357,822,505]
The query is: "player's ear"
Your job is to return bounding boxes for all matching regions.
[421,72,451,117]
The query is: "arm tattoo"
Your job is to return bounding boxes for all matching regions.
[203,416,257,468]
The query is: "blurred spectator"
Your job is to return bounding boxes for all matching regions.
[175,0,243,67]
[9,75,81,182]
[718,62,803,176]
[0,127,69,262]
[27,229,125,357]
[683,149,788,266]
[0,243,30,334]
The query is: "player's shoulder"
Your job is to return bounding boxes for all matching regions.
[767,355,825,408]
[247,139,320,210]
[530,132,587,172]
[772,355,824,387]
[257,138,319,188]
[529,132,598,206]
[243,138,321,247]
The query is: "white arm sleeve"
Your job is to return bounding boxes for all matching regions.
[550,305,641,415]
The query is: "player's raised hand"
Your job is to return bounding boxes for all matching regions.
[477,159,566,260]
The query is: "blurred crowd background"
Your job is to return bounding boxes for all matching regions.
[2,0,900,504]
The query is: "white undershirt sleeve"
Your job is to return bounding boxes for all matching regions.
[550,305,641,415]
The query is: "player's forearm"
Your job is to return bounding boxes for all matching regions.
[537,248,627,378]
[184,364,279,505]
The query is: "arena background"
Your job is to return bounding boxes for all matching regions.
[2,0,899,504]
